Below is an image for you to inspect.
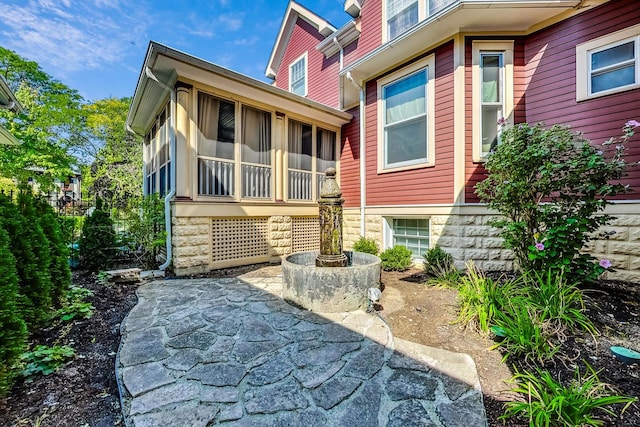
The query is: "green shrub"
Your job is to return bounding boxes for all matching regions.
[20,345,75,380]
[380,245,413,271]
[475,121,636,283]
[79,198,117,272]
[57,215,84,246]
[353,236,379,255]
[0,226,27,396]
[57,286,94,322]
[423,245,454,275]
[34,197,71,306]
[501,362,637,426]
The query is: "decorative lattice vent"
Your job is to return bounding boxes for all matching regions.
[292,216,320,253]
[211,217,269,262]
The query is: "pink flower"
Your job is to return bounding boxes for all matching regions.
[625,120,640,128]
[599,259,612,269]
[535,243,545,251]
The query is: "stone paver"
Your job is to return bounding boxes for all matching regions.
[117,266,487,426]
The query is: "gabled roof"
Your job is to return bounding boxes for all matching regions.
[0,76,23,145]
[127,42,351,136]
[265,1,337,79]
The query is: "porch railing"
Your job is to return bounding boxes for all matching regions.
[241,164,272,199]
[198,158,234,197]
[288,170,312,200]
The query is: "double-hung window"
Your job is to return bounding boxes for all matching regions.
[378,56,435,172]
[472,41,514,162]
[577,25,640,101]
[387,0,418,40]
[289,53,307,96]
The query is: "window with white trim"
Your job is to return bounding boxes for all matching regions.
[289,53,307,96]
[576,26,640,101]
[143,103,171,196]
[472,41,514,162]
[384,217,431,258]
[378,55,435,172]
[386,1,453,40]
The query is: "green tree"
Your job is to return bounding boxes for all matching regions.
[80,97,142,209]
[0,47,85,189]
[0,226,27,395]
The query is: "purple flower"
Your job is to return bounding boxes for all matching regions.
[625,120,640,128]
[497,117,507,126]
[599,259,612,269]
[535,243,545,251]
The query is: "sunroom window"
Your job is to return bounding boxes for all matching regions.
[382,68,428,169]
[288,119,313,200]
[143,103,171,196]
[197,92,236,197]
[241,106,272,199]
[316,127,336,196]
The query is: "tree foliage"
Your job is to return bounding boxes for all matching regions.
[475,122,635,282]
[80,97,142,209]
[0,47,84,189]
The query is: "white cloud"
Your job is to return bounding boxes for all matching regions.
[232,37,259,47]
[218,13,244,31]
[0,0,148,75]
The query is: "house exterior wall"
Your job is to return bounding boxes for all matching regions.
[343,0,382,68]
[274,18,341,108]
[363,41,456,207]
[340,105,361,208]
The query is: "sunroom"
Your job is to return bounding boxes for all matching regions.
[127,42,352,274]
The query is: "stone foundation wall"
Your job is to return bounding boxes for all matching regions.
[172,216,211,275]
[347,210,640,283]
[269,216,293,256]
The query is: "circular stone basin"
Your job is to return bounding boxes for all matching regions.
[282,251,381,312]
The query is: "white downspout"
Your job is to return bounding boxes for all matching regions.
[333,37,344,71]
[144,67,176,271]
[346,71,366,237]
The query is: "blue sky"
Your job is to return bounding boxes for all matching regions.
[0,0,351,101]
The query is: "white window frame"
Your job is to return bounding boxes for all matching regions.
[576,24,640,102]
[377,55,436,173]
[472,41,514,163]
[289,52,308,97]
[384,1,452,41]
[383,216,432,260]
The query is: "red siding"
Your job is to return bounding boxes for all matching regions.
[523,0,640,199]
[364,41,456,207]
[341,107,360,207]
[275,18,340,108]
[343,0,382,68]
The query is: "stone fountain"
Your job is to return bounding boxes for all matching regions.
[282,168,381,312]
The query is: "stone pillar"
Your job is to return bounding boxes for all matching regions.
[316,168,347,267]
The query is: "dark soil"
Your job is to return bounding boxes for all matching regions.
[0,266,638,427]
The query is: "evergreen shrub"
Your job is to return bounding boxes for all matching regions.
[353,236,379,255]
[79,198,117,272]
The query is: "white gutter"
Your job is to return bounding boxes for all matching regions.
[144,66,176,271]
[332,37,344,71]
[346,71,366,237]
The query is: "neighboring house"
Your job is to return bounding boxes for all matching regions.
[128,0,640,281]
[0,75,23,145]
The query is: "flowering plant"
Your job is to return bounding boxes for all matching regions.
[476,121,637,283]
